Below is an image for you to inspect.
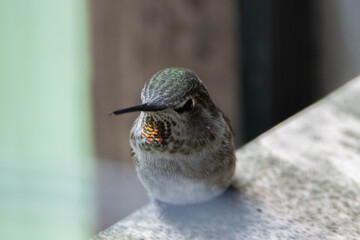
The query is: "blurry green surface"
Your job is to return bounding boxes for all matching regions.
[0,1,94,239]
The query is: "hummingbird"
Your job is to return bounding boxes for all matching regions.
[110,68,236,205]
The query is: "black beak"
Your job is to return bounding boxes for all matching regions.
[109,103,165,116]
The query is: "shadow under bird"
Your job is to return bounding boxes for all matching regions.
[110,68,235,205]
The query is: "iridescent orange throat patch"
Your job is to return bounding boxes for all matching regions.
[141,117,163,144]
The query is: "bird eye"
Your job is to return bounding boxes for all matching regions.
[174,99,194,113]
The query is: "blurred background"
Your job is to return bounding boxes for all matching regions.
[1,0,360,239]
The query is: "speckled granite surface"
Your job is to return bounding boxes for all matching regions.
[92,76,360,240]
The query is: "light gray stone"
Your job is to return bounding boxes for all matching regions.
[92,76,360,240]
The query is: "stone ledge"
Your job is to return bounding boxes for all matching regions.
[92,76,360,240]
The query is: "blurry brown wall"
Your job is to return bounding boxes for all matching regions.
[91,0,238,163]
